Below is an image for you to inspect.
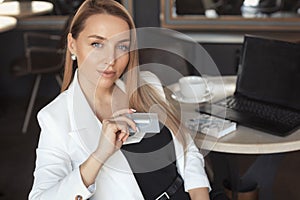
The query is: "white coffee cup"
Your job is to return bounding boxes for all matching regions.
[179,76,207,99]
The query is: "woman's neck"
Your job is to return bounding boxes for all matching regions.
[77,74,128,121]
[78,73,114,116]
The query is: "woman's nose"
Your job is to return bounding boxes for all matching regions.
[104,45,116,66]
[105,58,115,66]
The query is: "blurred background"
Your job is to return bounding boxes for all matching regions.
[0,0,300,199]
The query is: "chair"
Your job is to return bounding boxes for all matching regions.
[11,32,64,133]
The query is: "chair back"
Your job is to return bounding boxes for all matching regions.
[24,32,64,74]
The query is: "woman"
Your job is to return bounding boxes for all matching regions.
[29,0,210,199]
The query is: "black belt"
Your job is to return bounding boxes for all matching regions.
[155,175,183,200]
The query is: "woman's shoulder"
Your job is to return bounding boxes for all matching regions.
[36,90,73,150]
[140,71,166,99]
[140,71,161,85]
[37,90,70,122]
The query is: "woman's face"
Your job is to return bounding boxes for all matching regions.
[68,14,131,90]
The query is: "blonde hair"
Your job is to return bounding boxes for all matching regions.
[61,0,186,145]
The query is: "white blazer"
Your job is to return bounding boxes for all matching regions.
[29,70,210,200]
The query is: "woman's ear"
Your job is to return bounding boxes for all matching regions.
[67,33,77,55]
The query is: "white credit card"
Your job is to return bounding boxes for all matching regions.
[127,113,160,134]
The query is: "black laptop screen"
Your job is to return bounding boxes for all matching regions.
[236,36,300,111]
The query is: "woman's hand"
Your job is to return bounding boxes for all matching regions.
[92,108,137,164]
[80,109,137,187]
[189,187,210,200]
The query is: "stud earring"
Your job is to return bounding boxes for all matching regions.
[71,54,77,61]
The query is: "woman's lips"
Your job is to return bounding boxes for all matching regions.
[97,70,116,78]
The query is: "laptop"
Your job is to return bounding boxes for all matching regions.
[199,35,300,137]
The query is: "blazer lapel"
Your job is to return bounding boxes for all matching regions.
[67,70,144,199]
[67,70,100,154]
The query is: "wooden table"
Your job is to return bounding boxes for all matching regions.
[0,1,53,18]
[0,16,17,32]
[167,76,300,200]
[167,76,300,154]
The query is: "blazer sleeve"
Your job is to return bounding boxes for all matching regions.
[28,110,94,200]
[183,134,211,192]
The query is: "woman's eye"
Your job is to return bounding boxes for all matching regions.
[91,42,103,48]
[117,44,129,52]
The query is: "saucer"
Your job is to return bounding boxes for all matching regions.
[171,89,213,104]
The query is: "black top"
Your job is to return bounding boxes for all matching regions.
[121,124,190,200]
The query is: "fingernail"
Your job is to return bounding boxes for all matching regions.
[130,108,137,113]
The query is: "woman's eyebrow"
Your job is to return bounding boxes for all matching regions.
[88,35,107,40]
[88,35,130,43]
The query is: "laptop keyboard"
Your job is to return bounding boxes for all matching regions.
[217,96,300,127]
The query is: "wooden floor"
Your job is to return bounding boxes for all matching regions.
[0,97,299,200]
